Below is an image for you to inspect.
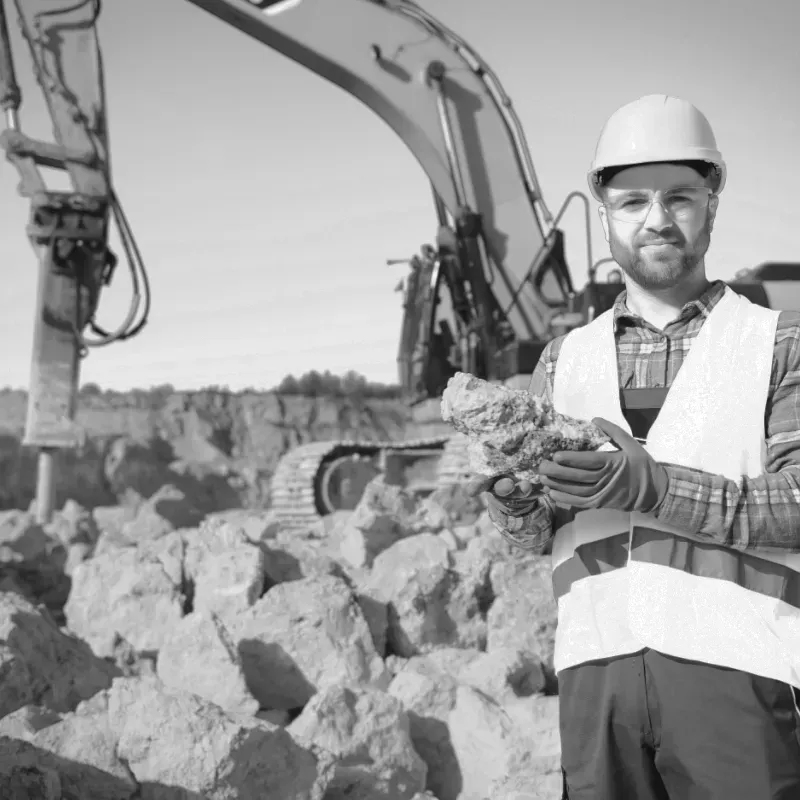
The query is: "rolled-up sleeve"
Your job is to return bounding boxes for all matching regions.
[654,311,800,553]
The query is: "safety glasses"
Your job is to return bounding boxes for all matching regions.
[604,186,713,223]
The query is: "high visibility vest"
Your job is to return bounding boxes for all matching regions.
[551,287,800,689]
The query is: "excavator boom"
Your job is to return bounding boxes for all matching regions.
[186,0,559,342]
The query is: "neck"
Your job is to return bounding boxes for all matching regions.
[623,270,711,330]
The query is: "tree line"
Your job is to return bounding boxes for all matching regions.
[56,370,402,402]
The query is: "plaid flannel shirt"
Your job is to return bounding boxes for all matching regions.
[489,279,800,554]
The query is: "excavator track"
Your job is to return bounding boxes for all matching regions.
[270,434,472,530]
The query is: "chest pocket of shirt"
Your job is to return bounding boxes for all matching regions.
[620,387,669,442]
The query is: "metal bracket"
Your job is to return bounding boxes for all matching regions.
[26,190,116,285]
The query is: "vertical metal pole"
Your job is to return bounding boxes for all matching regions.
[34,448,56,523]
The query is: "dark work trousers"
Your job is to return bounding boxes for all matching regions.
[558,648,800,799]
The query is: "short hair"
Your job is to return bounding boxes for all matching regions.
[597,160,720,192]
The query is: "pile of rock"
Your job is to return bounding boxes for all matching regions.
[0,476,561,799]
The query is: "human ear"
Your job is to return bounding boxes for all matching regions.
[598,204,610,243]
[707,194,719,231]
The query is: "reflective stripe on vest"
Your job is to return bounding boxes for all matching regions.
[549,288,800,688]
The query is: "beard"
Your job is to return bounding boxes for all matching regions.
[609,217,712,290]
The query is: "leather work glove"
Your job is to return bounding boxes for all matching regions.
[537,418,669,513]
[465,473,541,517]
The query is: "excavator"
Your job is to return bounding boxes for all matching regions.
[0,0,795,528]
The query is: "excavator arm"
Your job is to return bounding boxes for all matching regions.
[181,0,595,397]
[187,0,568,347]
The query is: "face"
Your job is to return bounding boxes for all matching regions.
[598,163,719,291]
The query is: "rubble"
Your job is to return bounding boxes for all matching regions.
[0,442,563,799]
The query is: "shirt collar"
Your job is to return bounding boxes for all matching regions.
[612,279,727,330]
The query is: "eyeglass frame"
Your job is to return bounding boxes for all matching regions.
[602,186,716,224]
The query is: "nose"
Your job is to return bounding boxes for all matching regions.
[642,198,673,231]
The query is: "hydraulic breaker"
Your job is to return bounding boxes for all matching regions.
[0,0,113,522]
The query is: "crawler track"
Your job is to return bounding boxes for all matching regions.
[269,433,472,530]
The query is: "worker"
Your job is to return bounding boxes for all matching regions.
[467,94,800,799]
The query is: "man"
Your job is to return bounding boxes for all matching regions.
[467,94,800,799]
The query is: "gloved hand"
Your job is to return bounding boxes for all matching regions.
[537,418,669,513]
[465,473,541,517]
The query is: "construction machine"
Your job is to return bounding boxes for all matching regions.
[0,0,795,527]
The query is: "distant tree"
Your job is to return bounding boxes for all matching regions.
[276,374,301,394]
[297,370,325,397]
[272,370,402,399]
[342,370,368,396]
[147,383,175,407]
[80,382,103,397]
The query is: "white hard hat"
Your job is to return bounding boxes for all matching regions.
[587,94,727,200]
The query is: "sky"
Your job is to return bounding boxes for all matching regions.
[0,0,798,391]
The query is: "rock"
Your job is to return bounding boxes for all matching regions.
[307,510,354,540]
[19,694,139,798]
[336,478,420,569]
[438,529,460,551]
[110,676,331,798]
[120,484,205,542]
[45,500,99,549]
[0,676,332,799]
[361,534,491,657]
[488,696,563,799]
[92,504,138,541]
[103,436,174,500]
[0,569,31,601]
[156,611,259,715]
[263,534,348,585]
[403,647,484,678]
[448,686,561,800]
[108,634,157,678]
[412,495,451,534]
[183,518,266,622]
[0,591,117,719]
[452,523,479,547]
[447,685,518,800]
[0,739,64,800]
[258,709,291,727]
[0,511,71,621]
[458,647,546,705]
[353,591,389,657]
[0,705,63,740]
[234,575,390,710]
[487,553,557,683]
[425,484,484,528]
[440,371,610,482]
[288,685,427,799]
[388,668,461,800]
[0,510,50,561]
[64,532,186,658]
[204,508,281,543]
